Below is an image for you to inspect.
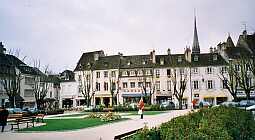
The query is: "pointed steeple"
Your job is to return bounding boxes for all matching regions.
[226,34,235,48]
[192,14,200,54]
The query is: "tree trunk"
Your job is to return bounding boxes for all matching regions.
[9,96,15,108]
[178,99,183,110]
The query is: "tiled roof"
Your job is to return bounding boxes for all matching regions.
[74,51,227,71]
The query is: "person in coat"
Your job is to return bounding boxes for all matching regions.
[0,106,9,132]
[137,98,145,119]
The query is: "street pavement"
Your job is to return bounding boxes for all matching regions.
[0,109,190,140]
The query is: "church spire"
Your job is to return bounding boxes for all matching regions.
[192,14,200,54]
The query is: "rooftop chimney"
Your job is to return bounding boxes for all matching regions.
[150,50,156,64]
[167,48,171,55]
[209,47,213,53]
[0,42,6,54]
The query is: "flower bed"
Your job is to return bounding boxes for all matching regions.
[88,112,121,122]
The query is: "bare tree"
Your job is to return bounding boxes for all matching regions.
[171,68,188,110]
[219,63,239,101]
[236,57,254,100]
[138,68,154,105]
[32,60,50,110]
[0,49,24,108]
[79,70,94,108]
[0,66,22,108]
[109,71,118,106]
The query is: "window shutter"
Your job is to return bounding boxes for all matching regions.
[205,80,208,89]
[213,80,216,89]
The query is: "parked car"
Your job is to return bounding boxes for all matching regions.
[160,101,175,109]
[239,100,255,107]
[196,101,210,108]
[220,101,239,107]
[246,105,255,111]
[23,107,38,115]
[7,108,29,116]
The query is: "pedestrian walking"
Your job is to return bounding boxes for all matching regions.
[137,98,144,119]
[0,106,9,132]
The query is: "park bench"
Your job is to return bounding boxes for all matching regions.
[8,114,35,130]
[34,114,45,123]
[114,128,142,140]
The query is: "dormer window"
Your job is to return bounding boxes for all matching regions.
[142,61,146,65]
[130,71,135,76]
[127,61,131,65]
[160,58,164,65]
[137,70,143,76]
[213,55,217,61]
[177,56,182,62]
[194,55,199,61]
[122,71,128,76]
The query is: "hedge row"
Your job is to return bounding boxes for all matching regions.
[129,106,255,140]
[88,104,174,112]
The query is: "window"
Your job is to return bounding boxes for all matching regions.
[112,82,116,91]
[96,72,100,78]
[130,82,135,88]
[156,69,160,78]
[78,85,82,93]
[180,68,184,75]
[213,55,217,61]
[137,70,143,76]
[193,68,198,74]
[155,81,160,91]
[122,71,128,76]
[130,71,135,76]
[25,77,35,85]
[123,82,128,88]
[111,71,116,77]
[177,56,182,62]
[235,65,240,72]
[167,81,171,91]
[193,81,199,90]
[222,80,228,89]
[24,89,33,97]
[78,75,82,81]
[160,58,164,65]
[104,82,108,91]
[104,71,108,78]
[50,91,52,98]
[96,82,100,91]
[207,67,212,74]
[207,80,213,89]
[194,55,199,61]
[167,69,171,77]
[138,82,143,88]
[146,70,152,75]
[221,66,227,73]
[145,82,151,88]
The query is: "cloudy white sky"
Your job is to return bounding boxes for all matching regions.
[1,0,255,73]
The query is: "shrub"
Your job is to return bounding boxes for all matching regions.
[128,106,255,140]
[45,109,64,115]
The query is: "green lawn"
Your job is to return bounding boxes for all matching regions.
[21,118,128,132]
[126,111,166,116]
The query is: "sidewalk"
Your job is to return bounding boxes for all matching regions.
[0,109,190,140]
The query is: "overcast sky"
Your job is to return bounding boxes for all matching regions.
[1,0,255,73]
